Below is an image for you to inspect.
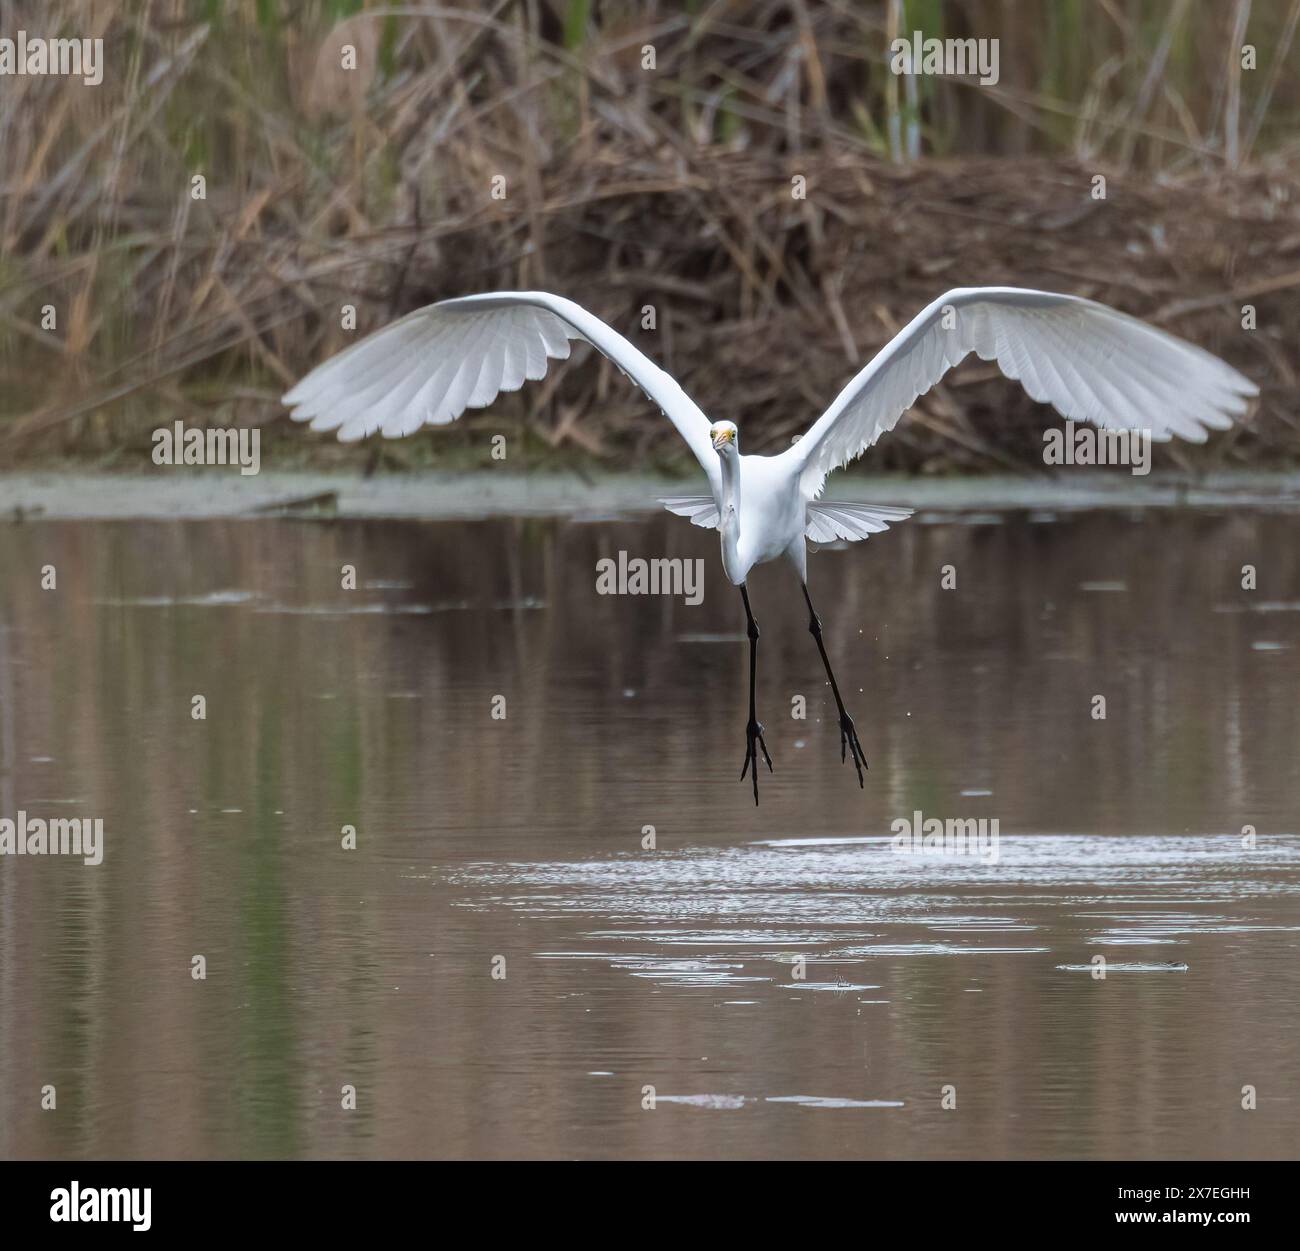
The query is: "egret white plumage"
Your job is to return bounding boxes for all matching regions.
[283,288,1257,803]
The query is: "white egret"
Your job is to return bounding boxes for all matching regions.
[283,288,1257,802]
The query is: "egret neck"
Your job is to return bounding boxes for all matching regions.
[717,441,742,582]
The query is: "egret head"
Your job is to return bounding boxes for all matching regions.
[710,421,739,455]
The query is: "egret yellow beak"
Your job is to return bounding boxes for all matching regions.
[711,428,734,450]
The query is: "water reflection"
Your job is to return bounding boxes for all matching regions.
[0,508,1297,1158]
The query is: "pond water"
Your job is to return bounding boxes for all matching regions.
[0,501,1297,1158]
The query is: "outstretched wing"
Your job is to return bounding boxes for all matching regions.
[784,287,1258,499]
[660,495,721,530]
[283,291,720,497]
[805,500,913,544]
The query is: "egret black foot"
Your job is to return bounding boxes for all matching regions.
[740,718,773,805]
[839,713,867,787]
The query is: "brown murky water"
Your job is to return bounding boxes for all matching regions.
[0,505,1298,1159]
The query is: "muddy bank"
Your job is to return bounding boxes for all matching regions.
[5,151,1297,474]
[3,469,1300,522]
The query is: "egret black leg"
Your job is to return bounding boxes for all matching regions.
[738,584,773,804]
[802,583,867,786]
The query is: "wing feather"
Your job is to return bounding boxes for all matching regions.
[785,288,1257,498]
[284,292,720,497]
[660,495,721,530]
[805,500,913,544]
